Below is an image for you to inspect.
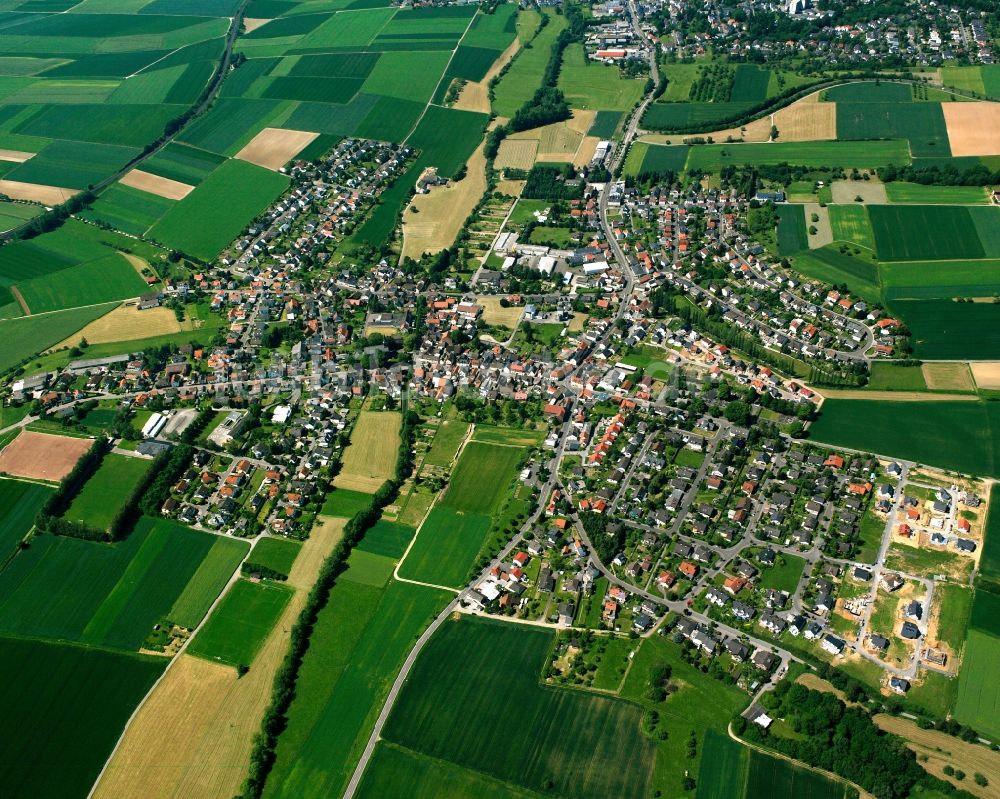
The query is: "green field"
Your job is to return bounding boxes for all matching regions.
[440,440,524,515]
[423,418,470,466]
[889,299,1000,360]
[65,453,150,530]
[836,101,950,157]
[0,516,235,651]
[868,205,984,261]
[866,363,928,391]
[149,159,289,260]
[357,742,548,799]
[758,554,806,593]
[341,548,396,587]
[776,204,808,255]
[810,399,1000,477]
[0,478,51,561]
[880,259,1000,301]
[16,252,149,314]
[168,535,250,628]
[828,204,875,250]
[980,484,1000,584]
[6,139,139,190]
[248,536,301,577]
[491,9,566,117]
[685,140,910,171]
[558,43,645,111]
[787,246,880,304]
[0,636,164,799]
[397,507,491,588]
[264,578,450,799]
[745,750,847,799]
[356,520,414,559]
[0,302,117,371]
[954,590,1000,739]
[140,141,227,185]
[383,617,655,799]
[82,182,175,236]
[884,183,988,204]
[696,730,748,799]
[642,101,757,130]
[187,578,293,667]
[321,487,374,517]
[824,82,913,102]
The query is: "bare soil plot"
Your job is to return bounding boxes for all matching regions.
[874,714,1000,799]
[971,361,1000,390]
[567,312,588,332]
[50,303,183,349]
[0,179,74,205]
[0,149,34,163]
[242,18,271,33]
[478,296,523,328]
[831,179,886,204]
[495,138,537,170]
[120,168,194,201]
[333,410,402,493]
[234,128,320,171]
[804,202,833,248]
[94,517,346,799]
[402,142,487,260]
[943,102,1000,156]
[0,430,92,481]
[700,114,772,144]
[921,362,975,391]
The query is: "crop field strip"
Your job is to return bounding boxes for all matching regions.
[954,589,1000,740]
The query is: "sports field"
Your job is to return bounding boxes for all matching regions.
[333,410,401,493]
[188,578,293,667]
[65,452,150,530]
[0,636,164,799]
[0,477,51,561]
[954,590,1000,740]
[382,617,655,799]
[810,399,1000,477]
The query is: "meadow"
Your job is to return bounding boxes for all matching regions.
[0,516,239,651]
[422,418,470,466]
[776,204,808,255]
[557,43,645,112]
[382,617,656,799]
[809,399,1000,477]
[356,520,414,560]
[0,636,164,799]
[65,453,150,530]
[0,302,117,371]
[0,478,51,561]
[491,9,565,117]
[883,182,988,204]
[440,440,524,515]
[954,589,1000,740]
[188,578,293,667]
[16,252,149,314]
[168,535,250,628]
[828,204,875,250]
[333,410,401,494]
[787,247,880,304]
[264,578,450,799]
[149,158,290,261]
[866,363,929,391]
[321,487,375,517]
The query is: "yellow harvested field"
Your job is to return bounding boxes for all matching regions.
[874,714,1000,799]
[402,141,487,259]
[333,410,402,493]
[567,312,588,332]
[0,179,74,205]
[454,39,521,114]
[495,139,537,170]
[478,296,523,328]
[95,517,346,799]
[0,430,92,481]
[943,102,1000,156]
[496,178,525,196]
[565,109,596,135]
[922,362,975,391]
[235,127,319,170]
[50,303,184,350]
[573,135,600,167]
[120,168,194,200]
[971,361,1000,390]
[819,389,979,402]
[507,110,595,163]
[242,17,271,33]
[0,149,34,163]
[773,100,837,141]
[831,179,886,204]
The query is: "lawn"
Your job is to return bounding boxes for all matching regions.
[357,742,548,799]
[684,140,910,171]
[264,578,450,799]
[247,536,301,577]
[148,159,290,260]
[809,399,1000,477]
[440,440,525,515]
[884,182,988,204]
[383,616,656,799]
[0,636,164,799]
[0,516,231,651]
[675,447,705,468]
[65,453,150,530]
[187,578,293,668]
[758,554,806,593]
[0,478,51,561]
[558,43,645,111]
[397,506,492,587]
[321,487,373,518]
[868,205,984,261]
